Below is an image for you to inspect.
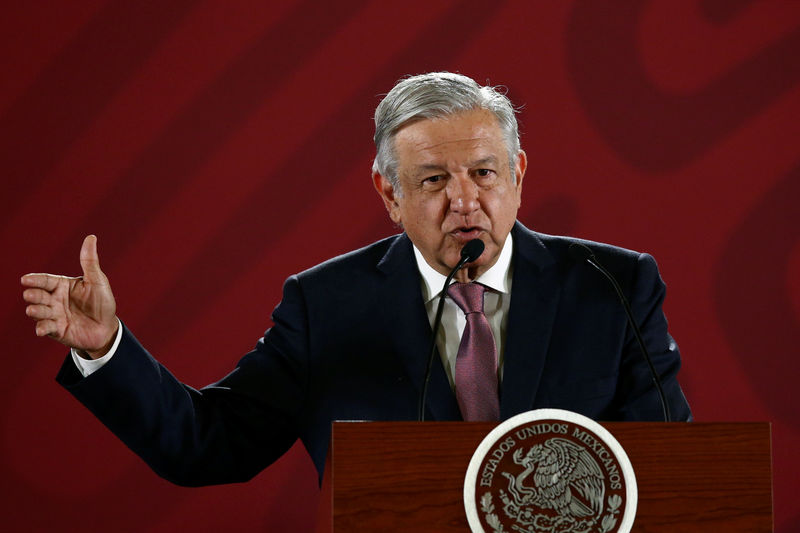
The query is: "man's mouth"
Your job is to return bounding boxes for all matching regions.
[451,227,483,241]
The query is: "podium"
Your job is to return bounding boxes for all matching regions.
[317,421,772,532]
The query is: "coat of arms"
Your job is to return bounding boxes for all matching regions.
[464,409,636,533]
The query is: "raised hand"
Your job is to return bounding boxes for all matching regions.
[21,235,119,359]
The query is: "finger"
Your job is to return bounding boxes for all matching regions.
[35,319,59,337]
[22,288,52,305]
[26,304,56,321]
[20,273,76,291]
[80,234,105,284]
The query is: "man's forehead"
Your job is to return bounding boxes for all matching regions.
[394,109,501,139]
[394,111,505,162]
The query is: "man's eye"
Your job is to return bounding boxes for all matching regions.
[476,169,494,177]
[423,175,443,184]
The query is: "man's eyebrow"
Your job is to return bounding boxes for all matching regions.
[415,164,445,171]
[408,163,446,176]
[412,156,500,172]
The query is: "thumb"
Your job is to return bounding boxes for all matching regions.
[79,234,105,283]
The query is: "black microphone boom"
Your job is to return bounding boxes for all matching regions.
[568,242,672,422]
[418,239,484,421]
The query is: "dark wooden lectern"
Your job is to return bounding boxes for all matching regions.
[317,422,772,532]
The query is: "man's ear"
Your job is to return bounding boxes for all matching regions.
[372,171,402,225]
[513,150,527,205]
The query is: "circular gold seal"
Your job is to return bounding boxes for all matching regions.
[464,409,637,533]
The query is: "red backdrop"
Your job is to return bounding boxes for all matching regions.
[3,1,798,531]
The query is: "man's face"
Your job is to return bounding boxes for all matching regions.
[374,108,526,282]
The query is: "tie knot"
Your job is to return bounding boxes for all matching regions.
[447,282,486,314]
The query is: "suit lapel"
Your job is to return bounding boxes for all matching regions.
[500,223,561,419]
[376,234,461,421]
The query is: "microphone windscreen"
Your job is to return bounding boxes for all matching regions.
[461,239,485,262]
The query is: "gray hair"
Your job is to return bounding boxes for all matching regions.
[372,72,520,192]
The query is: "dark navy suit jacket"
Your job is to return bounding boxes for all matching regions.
[57,222,691,486]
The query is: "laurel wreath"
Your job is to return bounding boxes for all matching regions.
[482,491,623,533]
[600,494,623,532]
[481,492,506,533]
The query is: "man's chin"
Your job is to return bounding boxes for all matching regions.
[430,240,497,277]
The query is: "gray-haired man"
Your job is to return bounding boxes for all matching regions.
[22,72,690,485]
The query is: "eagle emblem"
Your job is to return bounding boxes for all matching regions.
[465,410,636,533]
[504,438,604,517]
[493,438,611,533]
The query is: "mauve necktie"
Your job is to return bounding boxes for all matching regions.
[447,282,500,421]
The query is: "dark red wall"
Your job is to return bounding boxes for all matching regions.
[3,1,798,531]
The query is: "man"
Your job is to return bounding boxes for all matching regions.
[21,72,691,486]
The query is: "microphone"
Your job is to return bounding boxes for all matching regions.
[460,238,485,263]
[418,239,484,421]
[568,242,672,422]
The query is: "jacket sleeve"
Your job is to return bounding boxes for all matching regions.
[56,275,310,486]
[615,252,692,422]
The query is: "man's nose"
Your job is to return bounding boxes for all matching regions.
[447,175,479,213]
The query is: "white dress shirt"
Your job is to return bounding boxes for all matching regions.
[413,234,513,388]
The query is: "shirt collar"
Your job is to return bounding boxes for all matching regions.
[413,233,514,303]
